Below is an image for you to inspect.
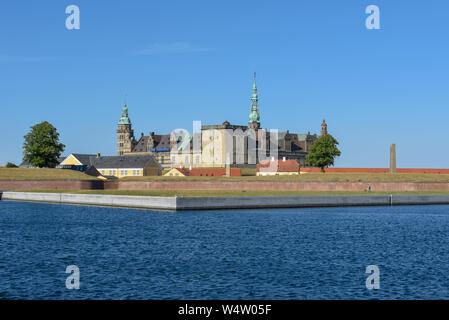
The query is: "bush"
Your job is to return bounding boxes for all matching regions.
[6,162,18,168]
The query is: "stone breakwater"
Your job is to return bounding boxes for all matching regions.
[2,192,449,211]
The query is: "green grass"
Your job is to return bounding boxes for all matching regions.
[17,189,449,197]
[119,172,449,182]
[2,168,449,183]
[0,168,98,180]
[240,167,256,176]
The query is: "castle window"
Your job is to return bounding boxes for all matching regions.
[120,170,124,176]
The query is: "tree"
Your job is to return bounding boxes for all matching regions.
[23,121,65,168]
[6,162,18,168]
[306,134,341,172]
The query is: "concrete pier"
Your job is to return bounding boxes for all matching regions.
[2,192,449,211]
[1,192,176,210]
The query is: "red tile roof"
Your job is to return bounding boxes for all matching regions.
[176,168,241,176]
[257,159,300,173]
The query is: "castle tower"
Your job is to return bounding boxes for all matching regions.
[321,119,328,136]
[248,72,261,129]
[117,97,135,155]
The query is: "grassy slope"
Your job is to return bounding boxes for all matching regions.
[0,168,98,180]
[119,172,449,182]
[2,168,449,183]
[17,189,449,197]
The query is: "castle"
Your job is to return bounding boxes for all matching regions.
[117,74,328,170]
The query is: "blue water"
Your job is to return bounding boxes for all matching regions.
[1,201,449,299]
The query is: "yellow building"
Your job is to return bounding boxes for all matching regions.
[58,153,161,178]
[164,168,189,177]
[59,154,96,167]
[91,154,161,178]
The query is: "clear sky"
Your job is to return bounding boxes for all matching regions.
[1,0,448,168]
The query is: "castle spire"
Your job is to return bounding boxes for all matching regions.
[251,72,258,101]
[248,72,260,129]
[118,95,131,125]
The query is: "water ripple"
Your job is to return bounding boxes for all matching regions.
[1,201,449,299]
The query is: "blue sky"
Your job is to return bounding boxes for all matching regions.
[1,0,448,168]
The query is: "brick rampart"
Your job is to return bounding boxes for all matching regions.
[0,180,104,191]
[104,181,449,192]
[2,179,449,192]
[300,168,449,174]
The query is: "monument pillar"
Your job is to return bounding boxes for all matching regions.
[390,143,397,173]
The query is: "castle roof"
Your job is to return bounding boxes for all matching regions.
[90,155,158,169]
[118,102,131,125]
[152,134,171,149]
[69,154,97,166]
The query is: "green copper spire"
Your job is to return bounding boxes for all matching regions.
[118,95,131,125]
[248,72,260,124]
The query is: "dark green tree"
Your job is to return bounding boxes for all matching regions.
[23,121,65,168]
[6,162,18,168]
[306,134,341,172]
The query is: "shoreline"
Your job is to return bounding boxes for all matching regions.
[2,191,449,211]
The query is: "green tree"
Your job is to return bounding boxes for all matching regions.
[306,134,341,172]
[23,121,65,168]
[6,162,18,168]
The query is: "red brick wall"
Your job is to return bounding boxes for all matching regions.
[300,168,449,174]
[104,180,449,192]
[188,168,241,177]
[0,180,104,191]
[396,169,449,174]
[2,179,449,193]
